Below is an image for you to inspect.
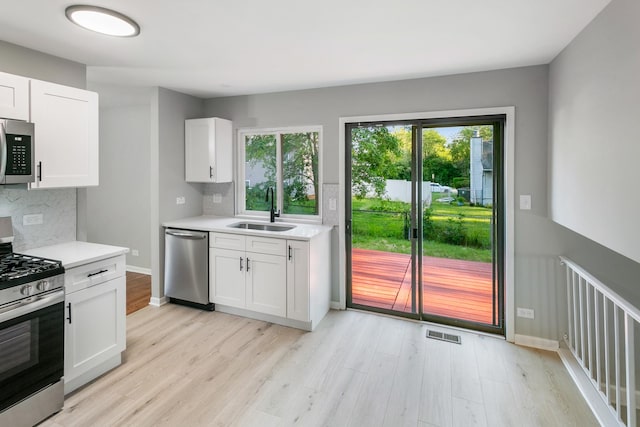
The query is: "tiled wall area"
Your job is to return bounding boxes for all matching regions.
[0,187,76,251]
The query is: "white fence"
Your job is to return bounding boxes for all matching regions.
[560,256,639,426]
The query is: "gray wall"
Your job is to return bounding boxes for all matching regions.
[150,88,205,299]
[86,104,151,268]
[549,0,640,265]
[205,65,574,341]
[548,0,640,306]
[0,40,85,250]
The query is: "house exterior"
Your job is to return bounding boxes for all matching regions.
[469,132,493,206]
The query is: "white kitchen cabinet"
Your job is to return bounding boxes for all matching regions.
[209,232,286,317]
[210,247,245,308]
[185,117,232,183]
[286,240,310,322]
[0,71,29,120]
[29,79,99,189]
[64,255,126,394]
[208,228,330,330]
[245,251,287,317]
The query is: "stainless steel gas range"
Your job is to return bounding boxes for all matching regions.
[0,217,65,426]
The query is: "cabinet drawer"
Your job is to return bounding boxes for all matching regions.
[65,255,126,295]
[210,232,245,250]
[246,236,285,256]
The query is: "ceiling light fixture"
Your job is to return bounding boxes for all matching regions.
[65,5,140,37]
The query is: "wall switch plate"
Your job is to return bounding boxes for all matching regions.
[519,195,532,210]
[23,214,43,226]
[517,307,535,319]
[329,198,337,211]
[132,249,139,256]
[176,196,186,205]
[213,193,222,203]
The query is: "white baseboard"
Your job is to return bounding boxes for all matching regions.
[149,296,167,307]
[126,265,151,275]
[514,334,559,351]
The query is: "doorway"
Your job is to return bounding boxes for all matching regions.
[346,115,505,335]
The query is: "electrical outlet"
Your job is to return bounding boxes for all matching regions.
[213,193,222,203]
[23,214,43,226]
[176,196,186,205]
[517,307,535,319]
[132,249,139,256]
[520,195,532,210]
[329,198,337,211]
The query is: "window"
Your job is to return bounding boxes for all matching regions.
[238,126,322,219]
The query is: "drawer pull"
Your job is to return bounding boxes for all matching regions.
[87,269,108,278]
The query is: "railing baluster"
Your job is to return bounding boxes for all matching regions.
[573,270,579,355]
[580,276,586,362]
[614,306,621,421]
[624,314,635,427]
[604,296,611,404]
[594,287,601,389]
[586,280,593,377]
[566,266,573,348]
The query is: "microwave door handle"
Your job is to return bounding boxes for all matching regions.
[0,122,6,181]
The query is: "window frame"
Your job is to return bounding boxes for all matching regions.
[237,125,323,222]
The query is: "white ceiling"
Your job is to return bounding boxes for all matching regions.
[0,0,611,99]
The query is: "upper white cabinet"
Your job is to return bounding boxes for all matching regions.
[0,71,29,120]
[29,80,99,189]
[185,117,232,183]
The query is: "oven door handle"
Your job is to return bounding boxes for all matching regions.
[0,290,64,324]
[0,121,7,181]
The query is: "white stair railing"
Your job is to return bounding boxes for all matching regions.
[560,256,639,426]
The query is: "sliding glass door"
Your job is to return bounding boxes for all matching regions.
[346,116,505,334]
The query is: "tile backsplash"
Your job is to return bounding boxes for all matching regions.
[203,182,235,216]
[0,187,76,251]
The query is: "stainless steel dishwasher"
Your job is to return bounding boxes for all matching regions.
[164,228,214,311]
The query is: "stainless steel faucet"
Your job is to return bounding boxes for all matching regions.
[265,187,280,222]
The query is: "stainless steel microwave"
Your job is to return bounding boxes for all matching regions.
[0,119,35,185]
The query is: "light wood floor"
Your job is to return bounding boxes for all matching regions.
[42,305,598,427]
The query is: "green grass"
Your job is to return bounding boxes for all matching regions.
[351,196,493,262]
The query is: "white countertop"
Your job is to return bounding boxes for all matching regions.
[22,241,129,269]
[162,215,332,240]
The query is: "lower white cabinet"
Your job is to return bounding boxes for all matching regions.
[209,235,287,317]
[64,255,126,394]
[209,230,330,330]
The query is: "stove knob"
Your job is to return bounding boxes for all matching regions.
[20,285,34,296]
[37,280,51,291]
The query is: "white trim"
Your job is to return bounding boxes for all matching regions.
[149,296,168,307]
[215,304,314,331]
[338,106,516,339]
[126,265,151,275]
[330,301,343,310]
[236,125,323,221]
[558,348,619,426]
[514,334,559,351]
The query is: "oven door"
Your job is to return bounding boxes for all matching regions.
[0,290,64,412]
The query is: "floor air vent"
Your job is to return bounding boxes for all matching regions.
[426,329,461,344]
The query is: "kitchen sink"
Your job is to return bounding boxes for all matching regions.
[227,222,296,232]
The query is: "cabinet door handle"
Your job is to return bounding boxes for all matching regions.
[37,161,42,181]
[246,258,250,272]
[87,269,108,278]
[67,303,72,324]
[210,165,213,179]
[240,257,243,271]
[288,245,292,261]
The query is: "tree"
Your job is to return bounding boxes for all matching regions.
[282,132,319,214]
[351,126,401,198]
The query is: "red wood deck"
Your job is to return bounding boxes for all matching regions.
[351,248,496,324]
